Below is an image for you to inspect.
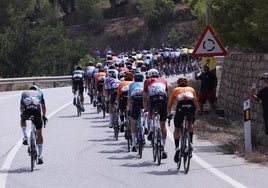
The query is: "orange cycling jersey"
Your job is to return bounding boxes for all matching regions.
[168,86,198,107]
[117,81,132,97]
[95,72,106,84]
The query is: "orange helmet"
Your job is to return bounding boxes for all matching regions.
[177,77,188,87]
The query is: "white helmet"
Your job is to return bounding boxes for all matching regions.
[96,63,103,68]
[147,68,159,78]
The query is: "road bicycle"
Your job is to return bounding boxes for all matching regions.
[124,111,131,152]
[27,116,37,171]
[27,115,47,172]
[136,110,145,158]
[151,106,162,165]
[168,112,192,174]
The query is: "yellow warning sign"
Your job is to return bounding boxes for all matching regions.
[201,57,216,72]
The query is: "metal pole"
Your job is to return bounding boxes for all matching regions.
[205,0,209,25]
[243,99,252,152]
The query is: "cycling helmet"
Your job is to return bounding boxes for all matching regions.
[177,77,188,87]
[260,72,268,80]
[29,85,39,90]
[75,64,82,70]
[147,68,159,78]
[134,73,144,82]
[118,62,124,68]
[108,65,116,70]
[87,61,94,66]
[96,63,103,68]
[108,71,116,78]
[124,71,134,81]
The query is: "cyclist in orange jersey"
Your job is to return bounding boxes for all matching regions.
[167,77,198,163]
[117,71,134,132]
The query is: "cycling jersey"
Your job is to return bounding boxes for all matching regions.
[95,72,106,84]
[117,81,132,98]
[72,70,86,82]
[168,86,198,107]
[85,66,95,79]
[144,77,168,97]
[21,90,45,130]
[128,82,144,120]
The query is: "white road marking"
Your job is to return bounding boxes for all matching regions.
[166,128,247,188]
[0,102,72,188]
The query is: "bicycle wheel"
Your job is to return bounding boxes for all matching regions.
[183,132,191,174]
[30,135,36,171]
[138,128,143,158]
[126,123,131,152]
[76,97,81,116]
[101,99,106,118]
[156,129,162,165]
[152,132,156,162]
[113,116,119,140]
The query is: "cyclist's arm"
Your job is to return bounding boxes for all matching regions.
[250,88,260,101]
[167,90,175,115]
[41,103,46,117]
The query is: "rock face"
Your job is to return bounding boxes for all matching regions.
[64,4,198,53]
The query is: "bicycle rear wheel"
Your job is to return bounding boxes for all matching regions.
[183,132,191,174]
[152,132,156,162]
[30,135,36,171]
[76,97,81,116]
[113,116,119,140]
[156,129,162,165]
[101,100,106,118]
[138,128,143,158]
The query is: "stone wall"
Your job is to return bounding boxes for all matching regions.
[218,52,268,134]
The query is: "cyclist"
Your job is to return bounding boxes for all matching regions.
[117,71,134,132]
[72,64,86,112]
[92,62,103,106]
[128,73,144,152]
[85,61,95,102]
[167,77,198,163]
[105,71,120,128]
[20,85,48,165]
[143,68,168,159]
[95,68,106,109]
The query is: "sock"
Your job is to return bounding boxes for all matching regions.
[131,133,136,146]
[148,119,153,131]
[189,133,193,143]
[175,139,180,149]
[37,144,43,156]
[162,138,166,147]
[109,114,113,126]
[22,126,27,138]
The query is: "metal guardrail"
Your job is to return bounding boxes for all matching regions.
[0,76,71,85]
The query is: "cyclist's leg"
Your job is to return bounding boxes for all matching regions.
[20,110,28,145]
[72,82,78,105]
[79,82,85,111]
[34,110,44,164]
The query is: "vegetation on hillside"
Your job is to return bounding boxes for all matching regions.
[0,0,267,78]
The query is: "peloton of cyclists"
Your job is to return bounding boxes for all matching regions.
[167,77,198,162]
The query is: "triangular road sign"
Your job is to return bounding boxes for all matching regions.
[192,25,227,57]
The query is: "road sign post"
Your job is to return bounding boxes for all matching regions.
[243,99,252,152]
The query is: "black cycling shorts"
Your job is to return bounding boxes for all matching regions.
[118,91,128,112]
[130,96,143,120]
[174,100,195,128]
[21,108,43,130]
[148,95,167,122]
[72,80,84,94]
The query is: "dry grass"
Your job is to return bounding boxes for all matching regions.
[195,112,268,166]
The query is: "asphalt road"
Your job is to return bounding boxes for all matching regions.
[0,75,268,188]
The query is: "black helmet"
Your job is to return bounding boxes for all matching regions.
[75,64,82,70]
[134,73,144,82]
[29,85,39,90]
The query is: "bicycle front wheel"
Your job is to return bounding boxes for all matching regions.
[183,132,191,174]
